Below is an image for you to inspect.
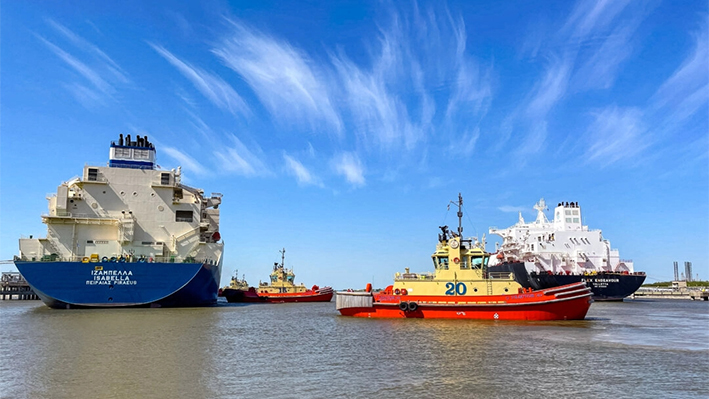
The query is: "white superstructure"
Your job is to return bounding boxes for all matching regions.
[489,199,633,274]
[18,134,223,265]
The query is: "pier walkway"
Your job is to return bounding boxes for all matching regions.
[1,272,39,300]
[633,287,709,301]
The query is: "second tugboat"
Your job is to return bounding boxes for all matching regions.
[221,249,333,303]
[336,194,593,320]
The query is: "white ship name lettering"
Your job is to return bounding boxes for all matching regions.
[85,270,137,285]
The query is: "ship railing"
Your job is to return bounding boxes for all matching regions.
[488,271,513,280]
[18,254,211,264]
[42,212,117,221]
[395,273,435,281]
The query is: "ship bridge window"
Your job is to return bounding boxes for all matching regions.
[471,256,483,269]
[87,168,98,181]
[114,148,131,158]
[270,275,277,283]
[287,275,294,283]
[460,257,469,269]
[573,218,579,223]
[134,149,149,159]
[435,257,449,270]
[161,173,170,185]
[175,210,193,222]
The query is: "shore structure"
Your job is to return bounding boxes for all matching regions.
[1,272,39,300]
[221,248,333,303]
[336,194,593,320]
[13,134,223,308]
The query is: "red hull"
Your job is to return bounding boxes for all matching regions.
[337,283,592,320]
[224,287,333,303]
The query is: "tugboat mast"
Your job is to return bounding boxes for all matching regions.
[452,193,463,238]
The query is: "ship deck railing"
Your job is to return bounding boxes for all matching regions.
[395,273,436,281]
[488,271,513,279]
[15,255,217,265]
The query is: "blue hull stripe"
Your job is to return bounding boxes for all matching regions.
[14,261,221,308]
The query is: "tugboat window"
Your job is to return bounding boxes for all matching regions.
[472,256,483,269]
[438,257,449,270]
[161,173,170,185]
[175,210,193,222]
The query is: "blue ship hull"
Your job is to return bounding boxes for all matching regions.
[14,260,221,309]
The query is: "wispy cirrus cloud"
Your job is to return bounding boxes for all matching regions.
[213,134,270,177]
[525,57,572,119]
[213,19,342,134]
[650,26,709,127]
[38,21,130,107]
[38,36,114,94]
[332,152,365,187]
[283,153,322,187]
[498,205,528,213]
[585,106,647,167]
[46,19,129,84]
[162,146,208,176]
[150,43,250,117]
[561,0,633,42]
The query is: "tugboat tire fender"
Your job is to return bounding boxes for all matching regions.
[398,302,408,312]
[407,302,418,312]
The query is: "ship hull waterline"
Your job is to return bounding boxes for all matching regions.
[14,260,221,309]
[337,283,593,321]
[222,288,334,303]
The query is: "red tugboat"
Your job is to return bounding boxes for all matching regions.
[221,249,333,303]
[336,194,593,320]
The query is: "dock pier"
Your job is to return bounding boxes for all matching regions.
[1,272,39,300]
[633,287,709,301]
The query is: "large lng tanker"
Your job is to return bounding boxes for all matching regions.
[14,135,223,308]
[336,194,593,320]
[488,199,645,301]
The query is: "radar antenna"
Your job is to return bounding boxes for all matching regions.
[533,198,549,224]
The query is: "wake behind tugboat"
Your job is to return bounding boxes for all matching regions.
[488,199,646,301]
[336,194,593,320]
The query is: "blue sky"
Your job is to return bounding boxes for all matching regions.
[1,0,707,288]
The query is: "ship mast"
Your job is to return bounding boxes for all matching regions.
[455,193,463,238]
[280,248,286,271]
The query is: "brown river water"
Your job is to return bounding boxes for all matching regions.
[1,298,707,399]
